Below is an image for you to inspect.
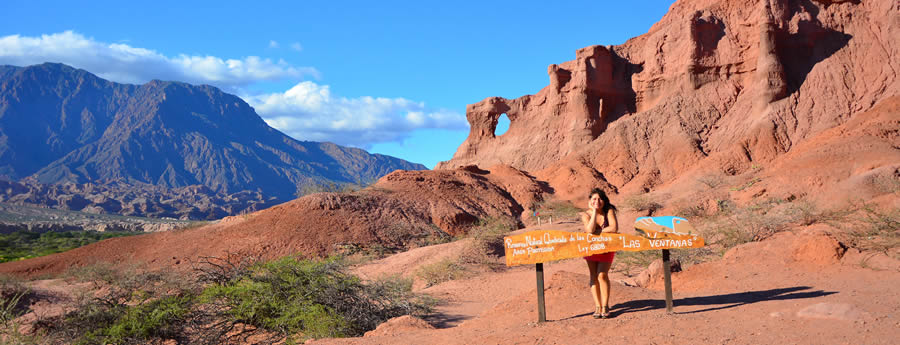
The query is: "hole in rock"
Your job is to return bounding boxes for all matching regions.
[495,113,510,137]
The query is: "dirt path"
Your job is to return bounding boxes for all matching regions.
[318,229,900,345]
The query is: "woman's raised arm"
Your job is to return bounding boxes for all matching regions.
[582,210,599,234]
[600,208,618,233]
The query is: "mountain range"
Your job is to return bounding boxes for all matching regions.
[0,63,425,219]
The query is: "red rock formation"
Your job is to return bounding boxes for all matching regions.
[439,0,898,196]
[3,0,897,280]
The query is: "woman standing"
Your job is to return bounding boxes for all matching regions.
[581,188,618,319]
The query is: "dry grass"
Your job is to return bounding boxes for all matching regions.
[623,193,665,215]
[414,217,516,287]
[698,199,794,251]
[784,200,851,227]
[730,177,762,191]
[532,200,582,223]
[838,203,900,259]
[415,258,468,288]
[614,250,658,272]
[457,218,515,268]
[696,173,727,189]
[870,173,900,194]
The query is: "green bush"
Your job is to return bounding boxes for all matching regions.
[78,294,193,345]
[31,255,432,344]
[53,265,195,345]
[202,256,431,340]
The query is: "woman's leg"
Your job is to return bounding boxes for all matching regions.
[586,260,601,308]
[597,261,613,309]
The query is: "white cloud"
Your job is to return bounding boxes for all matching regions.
[0,31,467,149]
[245,81,468,148]
[268,40,279,48]
[0,31,318,90]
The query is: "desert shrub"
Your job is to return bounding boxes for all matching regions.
[671,247,717,267]
[458,217,515,267]
[785,200,850,226]
[333,242,395,260]
[334,223,453,260]
[0,278,41,345]
[42,264,198,345]
[842,204,900,258]
[532,200,582,222]
[672,192,734,220]
[870,173,900,194]
[730,177,762,191]
[696,173,726,189]
[191,251,259,286]
[0,275,33,325]
[380,223,452,251]
[29,255,432,344]
[614,250,659,271]
[66,263,191,301]
[674,203,707,219]
[415,258,468,288]
[365,274,436,319]
[623,193,664,215]
[700,200,793,250]
[417,224,453,247]
[202,256,431,340]
[78,294,193,345]
[716,198,736,214]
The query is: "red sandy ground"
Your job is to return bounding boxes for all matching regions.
[10,219,898,344]
[315,223,900,345]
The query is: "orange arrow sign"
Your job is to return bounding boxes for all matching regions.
[504,217,705,266]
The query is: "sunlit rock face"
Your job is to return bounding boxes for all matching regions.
[438,0,898,195]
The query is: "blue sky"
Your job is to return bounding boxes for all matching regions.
[1,0,674,168]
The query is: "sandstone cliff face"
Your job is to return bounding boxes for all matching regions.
[438,0,898,195]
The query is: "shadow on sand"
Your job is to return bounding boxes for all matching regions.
[424,313,473,329]
[557,286,835,320]
[611,286,836,317]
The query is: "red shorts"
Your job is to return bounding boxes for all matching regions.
[584,252,616,263]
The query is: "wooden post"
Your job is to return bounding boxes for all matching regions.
[536,263,546,322]
[662,249,674,313]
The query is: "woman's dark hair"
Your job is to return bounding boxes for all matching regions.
[589,188,617,212]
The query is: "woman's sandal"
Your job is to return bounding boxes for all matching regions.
[600,306,611,319]
[592,306,603,319]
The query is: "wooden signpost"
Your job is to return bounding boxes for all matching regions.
[504,216,705,322]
